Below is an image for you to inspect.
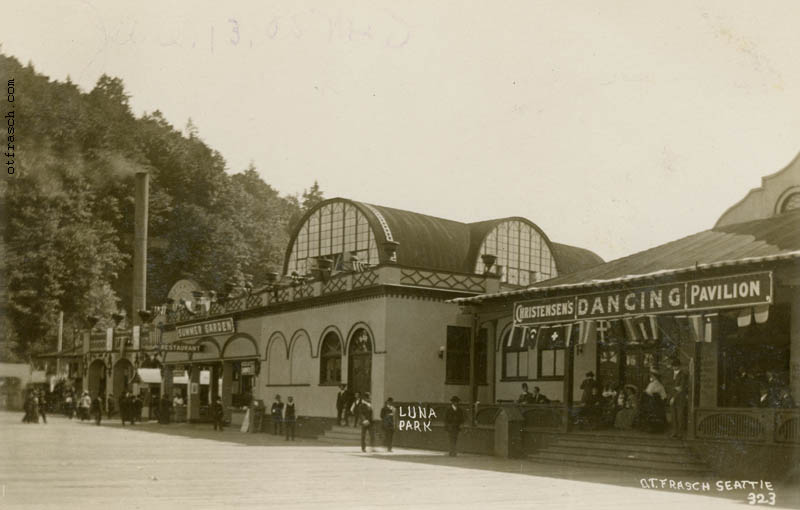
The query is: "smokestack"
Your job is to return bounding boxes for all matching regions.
[133,171,149,326]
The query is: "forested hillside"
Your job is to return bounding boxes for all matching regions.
[0,53,322,361]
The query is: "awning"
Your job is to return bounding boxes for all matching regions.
[172,370,211,385]
[30,371,47,384]
[137,368,162,384]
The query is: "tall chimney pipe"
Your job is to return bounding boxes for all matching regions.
[133,171,149,326]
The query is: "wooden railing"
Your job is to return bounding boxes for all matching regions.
[163,266,492,325]
[694,407,800,444]
[518,403,568,430]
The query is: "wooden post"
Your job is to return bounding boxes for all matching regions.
[469,312,478,424]
[562,335,574,432]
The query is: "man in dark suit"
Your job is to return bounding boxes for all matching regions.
[380,397,396,452]
[271,395,284,435]
[670,360,689,438]
[444,396,465,457]
[336,385,348,426]
[532,386,550,404]
[353,392,374,452]
[212,396,225,431]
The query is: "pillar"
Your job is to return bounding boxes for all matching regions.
[188,365,200,422]
[790,287,800,402]
[222,362,233,422]
[162,365,173,398]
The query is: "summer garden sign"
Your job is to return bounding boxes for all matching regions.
[513,271,772,326]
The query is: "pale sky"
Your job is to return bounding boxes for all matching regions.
[4,1,800,262]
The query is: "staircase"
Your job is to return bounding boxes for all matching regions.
[317,425,363,446]
[527,431,712,476]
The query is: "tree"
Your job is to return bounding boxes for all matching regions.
[301,181,324,210]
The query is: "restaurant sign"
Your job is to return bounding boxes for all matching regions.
[177,317,235,339]
[160,343,204,353]
[514,271,772,326]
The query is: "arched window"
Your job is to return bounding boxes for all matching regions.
[475,220,557,285]
[267,336,289,385]
[286,201,380,276]
[319,332,342,385]
[501,327,529,380]
[780,192,800,213]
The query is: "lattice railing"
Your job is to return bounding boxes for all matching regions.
[295,283,314,299]
[399,269,485,292]
[520,404,567,430]
[775,411,800,444]
[695,409,768,442]
[323,276,349,294]
[352,270,379,288]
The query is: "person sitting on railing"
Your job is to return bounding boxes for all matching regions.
[531,386,550,404]
[516,383,534,404]
[778,387,795,409]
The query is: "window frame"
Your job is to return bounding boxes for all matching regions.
[318,332,343,386]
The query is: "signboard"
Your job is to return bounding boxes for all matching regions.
[160,343,204,353]
[241,361,256,375]
[177,318,234,339]
[514,271,772,326]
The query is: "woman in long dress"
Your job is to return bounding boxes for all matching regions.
[641,372,667,433]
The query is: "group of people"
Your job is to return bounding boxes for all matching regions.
[21,389,48,424]
[516,383,550,404]
[729,368,795,409]
[332,385,467,456]
[577,360,691,438]
[268,394,298,440]
[118,391,143,426]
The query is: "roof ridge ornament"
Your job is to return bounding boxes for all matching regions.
[362,203,394,242]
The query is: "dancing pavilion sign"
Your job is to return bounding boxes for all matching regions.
[514,271,772,326]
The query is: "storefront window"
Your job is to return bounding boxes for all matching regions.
[718,306,791,408]
[502,327,528,380]
[445,326,487,385]
[319,332,342,384]
[232,361,256,407]
[537,329,565,379]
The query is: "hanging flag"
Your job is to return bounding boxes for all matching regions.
[753,305,769,324]
[688,315,704,342]
[737,308,752,328]
[703,313,717,343]
[578,320,596,345]
[507,323,517,348]
[622,317,641,343]
[564,323,574,347]
[106,328,113,351]
[132,326,141,351]
[525,326,539,349]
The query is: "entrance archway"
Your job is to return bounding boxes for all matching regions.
[113,359,135,397]
[87,359,106,397]
[347,328,372,395]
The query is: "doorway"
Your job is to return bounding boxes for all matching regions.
[347,328,372,395]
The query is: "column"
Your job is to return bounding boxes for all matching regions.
[221,362,233,422]
[188,365,200,422]
[162,365,173,398]
[790,288,800,401]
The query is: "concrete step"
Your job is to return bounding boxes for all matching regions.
[527,455,713,477]
[553,438,690,455]
[316,436,362,445]
[528,451,709,473]
[562,432,687,448]
[543,445,700,464]
[322,431,363,441]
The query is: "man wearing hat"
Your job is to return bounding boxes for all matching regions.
[444,396,465,457]
[669,359,688,438]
